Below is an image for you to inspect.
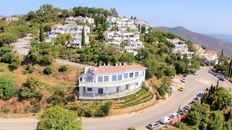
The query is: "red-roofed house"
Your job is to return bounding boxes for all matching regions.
[78,64,146,99]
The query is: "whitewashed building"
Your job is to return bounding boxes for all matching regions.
[193,44,219,65]
[78,64,146,100]
[104,31,143,55]
[167,38,194,58]
[65,16,94,24]
[45,24,90,48]
[107,17,148,32]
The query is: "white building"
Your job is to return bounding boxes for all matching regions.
[65,16,94,24]
[107,17,148,32]
[193,44,219,65]
[203,50,219,65]
[104,31,143,55]
[167,38,194,58]
[78,64,146,100]
[45,24,90,48]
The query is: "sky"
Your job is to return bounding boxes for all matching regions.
[0,0,232,34]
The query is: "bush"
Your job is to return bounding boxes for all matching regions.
[24,65,34,74]
[23,77,41,90]
[47,90,65,105]
[94,102,111,117]
[58,65,68,72]
[0,78,15,100]
[43,66,53,75]
[18,87,34,100]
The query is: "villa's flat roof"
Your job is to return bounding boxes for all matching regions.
[89,64,146,74]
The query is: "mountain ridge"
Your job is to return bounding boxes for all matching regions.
[156,26,232,56]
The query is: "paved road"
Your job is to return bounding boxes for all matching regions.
[0,67,231,130]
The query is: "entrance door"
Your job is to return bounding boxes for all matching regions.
[98,88,103,94]
[116,86,120,93]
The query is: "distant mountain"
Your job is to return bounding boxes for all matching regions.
[0,15,4,18]
[209,34,232,43]
[156,26,232,56]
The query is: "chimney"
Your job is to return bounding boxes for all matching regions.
[108,63,110,66]
[119,63,121,66]
[116,63,118,66]
[103,63,106,66]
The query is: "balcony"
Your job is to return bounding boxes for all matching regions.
[79,75,145,88]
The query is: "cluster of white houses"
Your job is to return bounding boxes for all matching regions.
[193,44,219,65]
[167,38,194,59]
[65,16,94,24]
[45,23,90,48]
[104,17,149,55]
[78,64,146,99]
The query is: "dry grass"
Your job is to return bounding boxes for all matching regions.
[0,62,82,117]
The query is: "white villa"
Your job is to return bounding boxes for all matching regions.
[104,31,143,55]
[107,17,148,32]
[78,64,146,100]
[65,16,94,24]
[193,44,219,65]
[45,23,90,48]
[167,38,194,58]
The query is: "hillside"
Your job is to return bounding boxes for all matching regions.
[209,34,232,43]
[156,26,232,56]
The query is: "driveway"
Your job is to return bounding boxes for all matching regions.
[11,35,32,55]
[0,67,231,130]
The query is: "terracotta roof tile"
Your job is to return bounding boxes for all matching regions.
[90,64,146,74]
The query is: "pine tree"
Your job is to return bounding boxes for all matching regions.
[221,49,224,57]
[39,23,45,42]
[81,27,85,47]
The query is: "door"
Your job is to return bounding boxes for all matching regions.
[116,86,120,93]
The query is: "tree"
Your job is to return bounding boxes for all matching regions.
[37,106,82,130]
[109,8,118,17]
[0,78,15,100]
[43,66,53,75]
[207,111,225,130]
[81,27,85,47]
[39,23,45,42]
[228,58,232,78]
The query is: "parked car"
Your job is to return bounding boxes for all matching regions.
[196,92,204,98]
[159,117,171,124]
[183,74,187,77]
[184,105,191,110]
[178,87,184,92]
[170,113,179,119]
[147,121,160,129]
[181,79,186,83]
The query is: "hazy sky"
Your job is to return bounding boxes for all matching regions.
[1,0,232,34]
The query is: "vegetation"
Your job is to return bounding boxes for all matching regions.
[0,77,15,100]
[37,106,82,130]
[58,65,68,72]
[177,85,232,130]
[43,66,53,75]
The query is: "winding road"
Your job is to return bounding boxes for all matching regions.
[0,67,231,130]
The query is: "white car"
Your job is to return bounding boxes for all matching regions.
[147,121,160,129]
[169,113,179,119]
[159,117,171,124]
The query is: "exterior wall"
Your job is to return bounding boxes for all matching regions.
[78,69,146,100]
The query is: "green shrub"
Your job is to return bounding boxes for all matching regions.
[58,65,68,72]
[43,66,53,75]
[0,78,15,100]
[24,65,34,74]
[94,102,111,117]
[18,87,34,100]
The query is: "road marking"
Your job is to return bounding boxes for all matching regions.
[196,79,212,85]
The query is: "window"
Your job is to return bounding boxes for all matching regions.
[104,76,109,82]
[135,72,139,77]
[129,72,134,78]
[87,88,92,91]
[118,75,122,80]
[98,76,103,82]
[112,75,117,81]
[135,83,139,86]
[124,73,128,79]
[126,84,129,90]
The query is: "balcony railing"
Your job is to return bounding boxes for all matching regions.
[79,75,144,87]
